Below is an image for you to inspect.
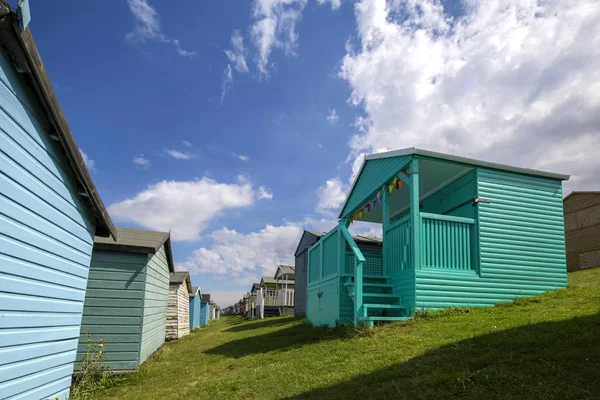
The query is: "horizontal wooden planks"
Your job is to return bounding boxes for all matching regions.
[0,52,96,400]
[76,250,147,372]
[140,246,170,364]
[415,168,567,309]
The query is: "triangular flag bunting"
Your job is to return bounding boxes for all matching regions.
[396,178,403,190]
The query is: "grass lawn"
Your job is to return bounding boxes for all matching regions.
[94,269,600,399]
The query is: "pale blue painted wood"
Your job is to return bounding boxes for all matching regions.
[199,301,209,327]
[0,51,96,399]
[189,294,201,329]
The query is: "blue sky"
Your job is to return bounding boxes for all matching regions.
[29,0,600,306]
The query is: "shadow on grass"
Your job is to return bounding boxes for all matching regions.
[206,322,342,358]
[223,316,300,333]
[286,313,600,400]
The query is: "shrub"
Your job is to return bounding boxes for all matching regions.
[70,331,119,400]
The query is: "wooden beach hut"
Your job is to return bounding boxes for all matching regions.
[294,231,382,317]
[0,5,117,399]
[274,265,295,316]
[166,271,192,340]
[306,148,569,327]
[189,286,202,330]
[563,192,600,271]
[77,228,175,371]
[200,294,210,327]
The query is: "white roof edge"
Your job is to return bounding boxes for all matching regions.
[367,148,570,180]
[339,147,570,219]
[337,154,368,219]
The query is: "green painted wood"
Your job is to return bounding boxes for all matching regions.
[415,167,567,310]
[410,159,421,272]
[382,187,390,275]
[420,216,474,270]
[140,246,170,365]
[77,250,147,372]
[340,155,411,218]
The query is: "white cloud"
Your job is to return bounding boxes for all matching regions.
[340,0,600,194]
[235,153,250,161]
[225,30,249,73]
[181,223,303,277]
[182,140,193,148]
[165,149,193,160]
[221,64,233,103]
[79,149,96,173]
[251,0,308,77]
[317,0,341,10]
[316,177,348,216]
[125,0,195,57]
[133,156,151,169]
[108,176,258,241]
[257,186,273,200]
[326,108,339,124]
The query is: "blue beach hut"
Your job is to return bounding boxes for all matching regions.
[0,6,116,399]
[200,294,210,327]
[189,286,202,330]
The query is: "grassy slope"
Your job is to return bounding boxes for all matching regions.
[95,269,600,400]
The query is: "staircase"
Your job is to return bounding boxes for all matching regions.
[342,274,410,326]
[263,306,280,317]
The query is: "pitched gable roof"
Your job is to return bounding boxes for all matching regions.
[170,271,192,293]
[274,265,295,279]
[189,286,201,297]
[93,227,175,272]
[340,147,570,219]
[201,294,211,303]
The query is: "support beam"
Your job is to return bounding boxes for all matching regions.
[382,187,390,275]
[409,158,421,271]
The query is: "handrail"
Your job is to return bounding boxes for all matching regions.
[420,212,475,225]
[340,224,365,326]
[340,225,366,263]
[387,214,410,232]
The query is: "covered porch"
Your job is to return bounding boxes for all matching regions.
[307,149,481,327]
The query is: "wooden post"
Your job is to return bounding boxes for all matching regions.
[410,158,421,271]
[382,187,390,275]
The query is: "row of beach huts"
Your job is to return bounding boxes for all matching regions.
[1,4,599,400]
[0,7,219,400]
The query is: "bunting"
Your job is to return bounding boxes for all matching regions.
[348,172,410,224]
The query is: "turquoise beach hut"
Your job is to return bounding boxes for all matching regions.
[189,286,202,330]
[0,6,116,400]
[306,148,569,328]
[200,294,210,327]
[77,228,175,371]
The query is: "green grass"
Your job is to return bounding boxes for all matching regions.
[94,269,600,399]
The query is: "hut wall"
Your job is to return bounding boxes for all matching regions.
[200,302,209,327]
[294,234,319,317]
[415,168,568,309]
[139,246,170,364]
[77,250,147,371]
[564,193,600,271]
[189,295,201,329]
[176,284,190,337]
[166,284,180,340]
[0,52,97,399]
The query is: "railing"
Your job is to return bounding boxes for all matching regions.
[278,288,295,306]
[420,213,475,270]
[346,252,383,275]
[264,289,277,306]
[306,223,366,326]
[340,224,366,327]
[385,215,411,273]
